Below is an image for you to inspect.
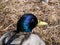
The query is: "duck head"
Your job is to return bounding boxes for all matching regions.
[17,13,48,32]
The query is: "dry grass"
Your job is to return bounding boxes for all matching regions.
[0,0,60,45]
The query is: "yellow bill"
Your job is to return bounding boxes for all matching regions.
[37,20,48,26]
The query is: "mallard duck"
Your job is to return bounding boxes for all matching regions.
[0,13,48,45]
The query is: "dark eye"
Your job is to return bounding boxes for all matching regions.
[31,19,34,22]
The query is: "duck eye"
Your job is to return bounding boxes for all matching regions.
[31,19,34,22]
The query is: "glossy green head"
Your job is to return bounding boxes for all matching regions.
[17,13,38,32]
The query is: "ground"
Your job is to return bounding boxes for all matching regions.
[0,0,60,45]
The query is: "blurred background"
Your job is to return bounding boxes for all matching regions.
[0,0,60,45]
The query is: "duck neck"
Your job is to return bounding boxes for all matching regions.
[17,28,32,33]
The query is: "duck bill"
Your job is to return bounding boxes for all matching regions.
[37,20,48,26]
